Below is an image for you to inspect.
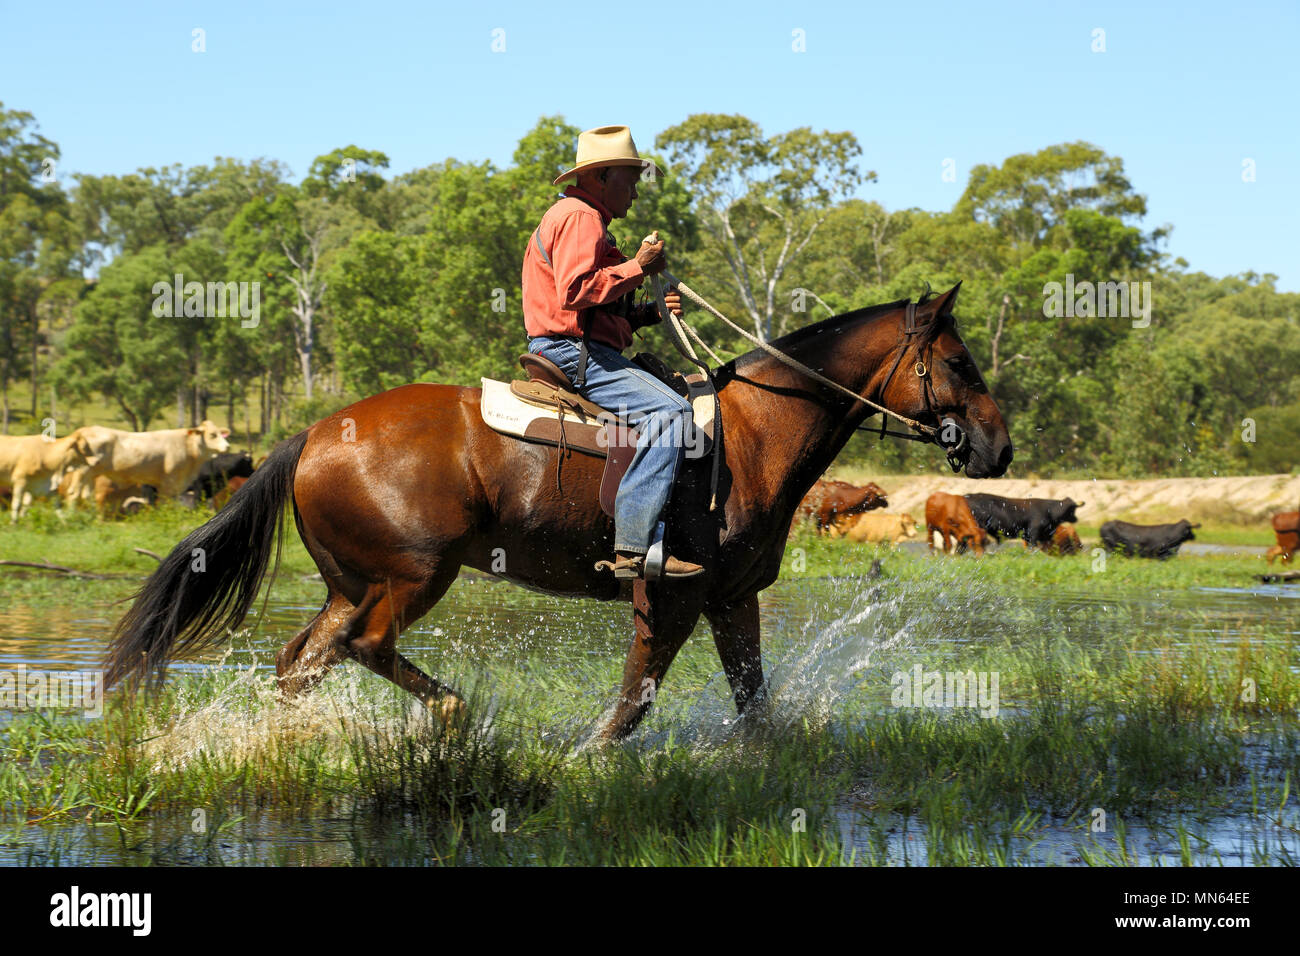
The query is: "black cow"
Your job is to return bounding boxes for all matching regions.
[1099,519,1199,559]
[964,494,1084,547]
[185,450,254,501]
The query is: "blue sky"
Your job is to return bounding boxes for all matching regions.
[3,0,1296,288]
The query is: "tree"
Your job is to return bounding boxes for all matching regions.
[0,102,77,432]
[226,187,362,403]
[657,114,869,341]
[73,158,286,263]
[956,141,1154,253]
[55,247,189,429]
[302,145,395,230]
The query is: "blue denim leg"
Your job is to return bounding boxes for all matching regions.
[528,335,693,554]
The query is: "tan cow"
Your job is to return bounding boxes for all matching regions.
[0,429,102,521]
[829,511,918,544]
[62,421,231,508]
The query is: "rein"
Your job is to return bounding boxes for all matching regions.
[650,269,968,471]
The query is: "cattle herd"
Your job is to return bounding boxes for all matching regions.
[792,479,1297,565]
[2,434,1297,570]
[0,423,256,521]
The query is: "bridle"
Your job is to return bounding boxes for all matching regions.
[652,273,972,473]
[862,297,971,473]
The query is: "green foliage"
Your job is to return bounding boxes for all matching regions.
[1236,403,1300,474]
[55,246,187,428]
[956,140,1153,251]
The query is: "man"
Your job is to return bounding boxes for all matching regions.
[523,125,704,580]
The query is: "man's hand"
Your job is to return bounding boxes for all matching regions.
[634,237,666,275]
[629,287,682,331]
[663,287,683,318]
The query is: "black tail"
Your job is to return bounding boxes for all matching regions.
[104,430,311,689]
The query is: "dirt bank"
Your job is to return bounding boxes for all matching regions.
[827,471,1300,525]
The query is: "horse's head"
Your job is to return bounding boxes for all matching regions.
[878,283,1012,478]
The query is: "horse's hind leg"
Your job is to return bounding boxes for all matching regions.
[342,568,466,721]
[276,591,355,697]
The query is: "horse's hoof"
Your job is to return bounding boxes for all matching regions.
[429,694,467,726]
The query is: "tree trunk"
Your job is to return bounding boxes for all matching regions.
[29,307,38,419]
[300,347,313,402]
[1,341,9,433]
[990,294,1010,379]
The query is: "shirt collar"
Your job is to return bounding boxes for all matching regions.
[563,184,614,225]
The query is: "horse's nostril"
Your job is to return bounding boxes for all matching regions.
[996,443,1014,472]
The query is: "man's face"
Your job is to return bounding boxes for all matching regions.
[589,165,641,218]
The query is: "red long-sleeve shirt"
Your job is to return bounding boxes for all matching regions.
[522,185,645,351]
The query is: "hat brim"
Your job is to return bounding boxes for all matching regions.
[553,158,665,186]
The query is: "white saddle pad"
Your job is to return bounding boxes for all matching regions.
[479,376,715,450]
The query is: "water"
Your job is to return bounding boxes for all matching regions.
[1,564,1297,865]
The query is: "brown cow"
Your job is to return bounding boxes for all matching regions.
[925,492,987,556]
[211,474,248,511]
[828,511,918,544]
[1266,510,1299,565]
[59,472,159,516]
[793,479,889,534]
[1043,523,1082,555]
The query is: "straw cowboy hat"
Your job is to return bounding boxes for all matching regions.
[553,125,664,186]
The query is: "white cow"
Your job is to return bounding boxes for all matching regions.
[63,421,231,510]
[1,429,103,521]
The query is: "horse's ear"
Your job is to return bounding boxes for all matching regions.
[919,281,962,320]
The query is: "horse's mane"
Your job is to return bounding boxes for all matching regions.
[716,297,910,383]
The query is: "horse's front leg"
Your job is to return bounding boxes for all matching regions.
[704,593,764,715]
[598,580,703,741]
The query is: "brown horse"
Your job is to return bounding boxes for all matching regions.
[105,283,1011,740]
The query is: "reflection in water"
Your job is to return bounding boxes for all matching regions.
[0,603,116,673]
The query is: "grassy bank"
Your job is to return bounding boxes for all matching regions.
[782,525,1278,590]
[1,503,1282,594]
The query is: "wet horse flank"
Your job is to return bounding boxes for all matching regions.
[105,284,1012,740]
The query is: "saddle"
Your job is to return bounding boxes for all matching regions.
[480,353,715,517]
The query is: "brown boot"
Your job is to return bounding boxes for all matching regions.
[661,555,705,578]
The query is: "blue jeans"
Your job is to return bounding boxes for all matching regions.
[528,335,694,554]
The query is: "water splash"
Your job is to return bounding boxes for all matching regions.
[640,564,998,750]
